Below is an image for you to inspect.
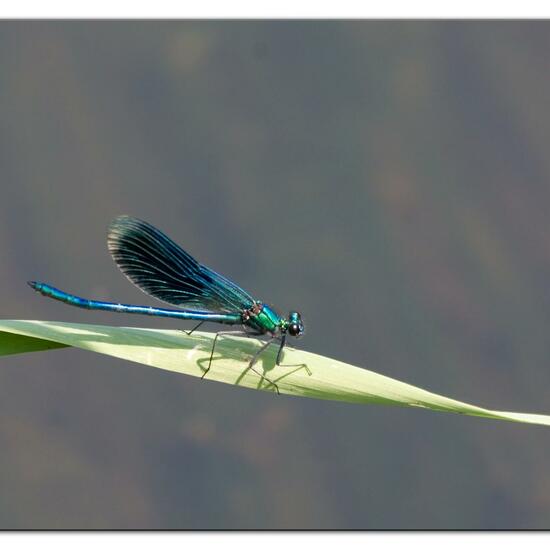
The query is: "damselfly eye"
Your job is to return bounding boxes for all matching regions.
[288,323,301,337]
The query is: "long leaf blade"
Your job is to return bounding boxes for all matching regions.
[1,319,549,427]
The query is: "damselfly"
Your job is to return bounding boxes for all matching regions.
[29,215,305,392]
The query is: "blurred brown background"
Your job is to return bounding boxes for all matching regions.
[1,20,550,528]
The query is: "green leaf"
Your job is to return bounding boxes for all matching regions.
[1,319,549,427]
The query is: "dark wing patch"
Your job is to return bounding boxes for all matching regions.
[107,215,255,313]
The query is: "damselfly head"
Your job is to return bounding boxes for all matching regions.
[287,311,305,338]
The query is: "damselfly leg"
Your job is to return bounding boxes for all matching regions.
[276,334,286,365]
[274,334,312,375]
[180,321,205,336]
[203,330,280,394]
